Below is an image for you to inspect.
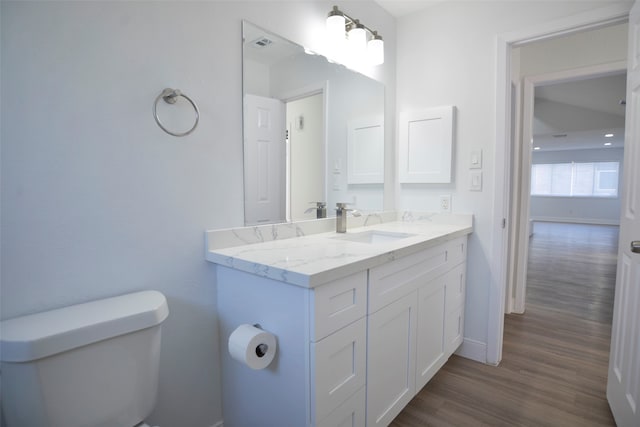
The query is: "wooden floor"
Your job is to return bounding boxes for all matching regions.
[390,222,619,427]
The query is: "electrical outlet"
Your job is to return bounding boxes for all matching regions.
[440,195,452,213]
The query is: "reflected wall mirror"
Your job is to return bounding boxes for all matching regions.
[242,21,385,226]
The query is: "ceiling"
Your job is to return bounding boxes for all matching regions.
[374,0,440,17]
[536,74,627,118]
[533,73,627,151]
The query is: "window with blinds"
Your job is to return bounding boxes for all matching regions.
[531,161,619,197]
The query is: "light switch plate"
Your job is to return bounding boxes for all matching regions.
[469,170,482,191]
[470,149,482,169]
[332,174,341,191]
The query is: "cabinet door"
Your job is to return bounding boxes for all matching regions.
[445,263,466,356]
[445,307,464,356]
[398,107,455,183]
[366,292,417,427]
[415,278,446,391]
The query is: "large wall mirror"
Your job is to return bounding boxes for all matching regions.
[242,21,385,226]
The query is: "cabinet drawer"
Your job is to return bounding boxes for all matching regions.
[317,386,365,427]
[445,306,464,355]
[447,236,467,266]
[445,263,466,313]
[311,271,367,341]
[312,318,367,423]
[369,244,449,313]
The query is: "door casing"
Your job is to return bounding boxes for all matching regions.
[490,2,631,365]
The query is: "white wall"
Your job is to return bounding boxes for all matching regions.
[244,58,271,97]
[530,148,624,224]
[518,22,628,77]
[396,0,631,361]
[0,1,396,426]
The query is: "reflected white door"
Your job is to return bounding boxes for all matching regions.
[244,94,285,225]
[287,93,325,221]
[607,2,640,425]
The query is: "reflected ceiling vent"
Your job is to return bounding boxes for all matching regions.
[552,133,568,138]
[250,36,273,49]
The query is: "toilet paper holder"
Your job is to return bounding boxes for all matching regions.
[252,324,269,358]
[228,323,277,370]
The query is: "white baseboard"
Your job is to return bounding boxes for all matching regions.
[455,338,487,364]
[530,216,619,226]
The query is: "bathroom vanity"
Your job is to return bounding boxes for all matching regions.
[206,213,472,427]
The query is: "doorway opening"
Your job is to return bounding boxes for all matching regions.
[496,46,628,427]
[509,66,627,315]
[489,6,630,365]
[285,92,326,222]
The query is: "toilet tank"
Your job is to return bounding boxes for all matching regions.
[0,290,169,427]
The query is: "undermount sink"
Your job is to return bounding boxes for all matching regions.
[331,230,416,244]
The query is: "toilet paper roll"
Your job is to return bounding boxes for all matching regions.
[228,324,277,370]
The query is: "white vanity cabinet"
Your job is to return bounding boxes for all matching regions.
[366,236,467,426]
[215,232,467,427]
[217,267,368,427]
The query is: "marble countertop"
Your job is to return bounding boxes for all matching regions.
[206,213,472,288]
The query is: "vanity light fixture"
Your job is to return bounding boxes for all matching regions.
[368,31,384,65]
[533,146,541,150]
[604,142,613,146]
[605,133,614,138]
[326,5,384,65]
[326,6,346,43]
[349,19,367,53]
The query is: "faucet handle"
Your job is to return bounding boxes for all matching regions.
[310,201,326,208]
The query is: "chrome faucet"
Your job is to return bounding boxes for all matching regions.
[305,202,327,219]
[335,202,361,233]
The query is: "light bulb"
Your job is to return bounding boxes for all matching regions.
[326,7,345,43]
[348,20,367,56]
[368,33,384,65]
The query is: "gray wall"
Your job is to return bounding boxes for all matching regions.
[0,2,396,426]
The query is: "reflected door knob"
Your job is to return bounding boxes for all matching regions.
[632,241,640,254]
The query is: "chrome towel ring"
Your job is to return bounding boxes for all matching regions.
[153,88,199,137]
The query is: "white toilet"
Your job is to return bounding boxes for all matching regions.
[0,290,169,427]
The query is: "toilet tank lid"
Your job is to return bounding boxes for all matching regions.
[0,290,169,363]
